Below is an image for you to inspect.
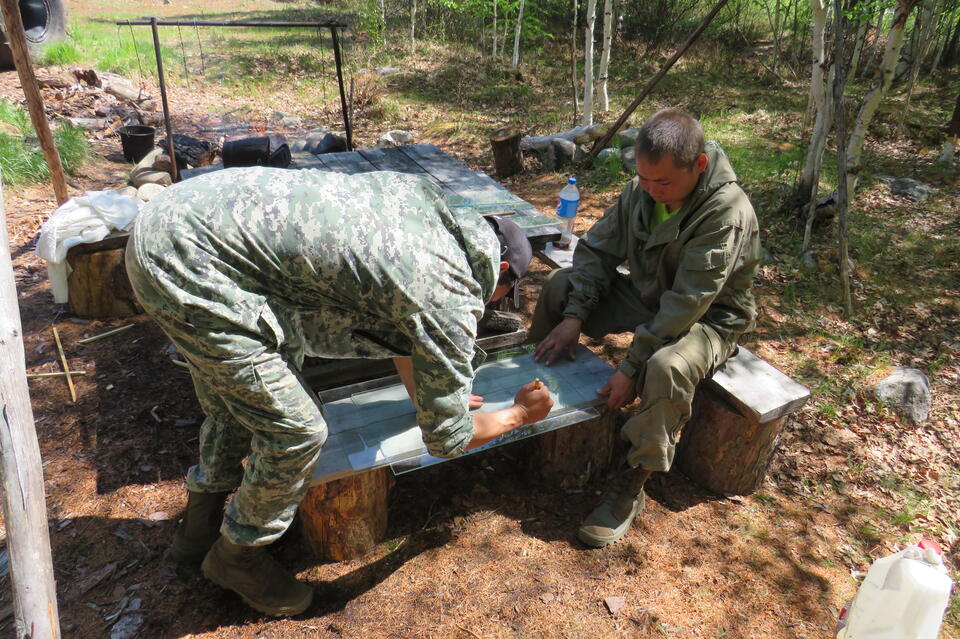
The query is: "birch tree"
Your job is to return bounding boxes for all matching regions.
[832,0,853,315]
[410,0,417,50]
[598,0,613,112]
[582,0,597,125]
[845,0,919,195]
[799,0,834,251]
[939,90,960,164]
[511,0,526,69]
[898,0,938,128]
[571,0,580,124]
[492,0,499,58]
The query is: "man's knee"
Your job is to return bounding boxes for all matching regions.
[641,348,698,400]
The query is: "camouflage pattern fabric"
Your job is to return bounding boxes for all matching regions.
[125,167,499,545]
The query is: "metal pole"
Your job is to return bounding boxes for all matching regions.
[150,17,180,182]
[115,19,349,28]
[330,26,353,151]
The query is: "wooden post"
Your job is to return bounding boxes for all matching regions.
[0,0,69,205]
[298,467,393,561]
[0,180,62,638]
[526,409,618,488]
[489,126,523,179]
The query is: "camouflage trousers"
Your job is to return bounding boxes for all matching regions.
[528,268,739,472]
[125,249,328,547]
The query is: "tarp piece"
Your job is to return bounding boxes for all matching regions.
[311,345,614,483]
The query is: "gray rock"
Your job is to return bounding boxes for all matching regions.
[289,139,308,153]
[377,129,414,148]
[535,144,557,171]
[280,115,303,128]
[133,147,163,171]
[585,122,612,140]
[129,167,172,188]
[873,367,931,425]
[551,138,577,168]
[620,146,635,165]
[136,182,166,202]
[112,186,138,198]
[881,177,936,202]
[520,134,555,153]
[309,132,347,155]
[374,66,401,76]
[152,153,174,173]
[614,127,640,148]
[761,246,774,264]
[800,250,819,272]
[596,147,619,163]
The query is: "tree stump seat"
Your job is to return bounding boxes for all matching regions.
[64,232,140,319]
[676,346,810,496]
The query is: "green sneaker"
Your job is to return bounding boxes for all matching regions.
[201,537,313,617]
[577,468,652,548]
[170,490,230,564]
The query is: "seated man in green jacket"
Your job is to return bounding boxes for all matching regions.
[531,109,761,547]
[126,167,553,616]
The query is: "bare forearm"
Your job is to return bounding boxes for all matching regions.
[468,406,526,450]
[392,357,416,402]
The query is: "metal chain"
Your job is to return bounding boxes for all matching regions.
[127,23,146,88]
[177,24,190,81]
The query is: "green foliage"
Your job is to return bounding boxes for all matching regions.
[37,40,84,66]
[0,101,89,186]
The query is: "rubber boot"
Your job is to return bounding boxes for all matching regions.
[170,490,230,564]
[201,537,313,617]
[577,467,652,548]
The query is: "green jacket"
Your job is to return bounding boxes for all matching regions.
[130,167,499,458]
[564,142,761,381]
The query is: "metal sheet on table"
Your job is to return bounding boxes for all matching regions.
[310,345,614,484]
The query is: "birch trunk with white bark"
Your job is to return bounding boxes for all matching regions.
[581,0,597,126]
[845,0,919,195]
[598,0,613,113]
[512,0,525,69]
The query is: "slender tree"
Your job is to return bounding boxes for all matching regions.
[845,0,919,195]
[511,0,526,69]
[598,0,613,112]
[582,0,597,125]
[492,0,499,58]
[571,0,580,124]
[938,90,960,163]
[799,0,834,252]
[833,0,852,315]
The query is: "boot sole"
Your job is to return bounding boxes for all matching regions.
[201,555,313,617]
[576,496,645,548]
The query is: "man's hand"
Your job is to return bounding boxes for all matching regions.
[597,370,637,410]
[469,394,484,409]
[467,381,554,450]
[513,379,553,423]
[533,316,583,366]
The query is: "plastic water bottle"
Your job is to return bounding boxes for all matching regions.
[555,176,579,250]
[835,539,953,639]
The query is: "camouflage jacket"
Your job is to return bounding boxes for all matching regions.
[564,142,761,382]
[131,167,499,458]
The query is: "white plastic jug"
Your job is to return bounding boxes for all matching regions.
[836,539,953,639]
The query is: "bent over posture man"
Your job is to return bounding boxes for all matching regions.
[126,167,552,616]
[531,109,761,548]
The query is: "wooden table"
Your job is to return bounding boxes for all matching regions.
[183,144,561,246]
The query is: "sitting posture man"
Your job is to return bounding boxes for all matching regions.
[531,109,761,547]
[126,167,553,616]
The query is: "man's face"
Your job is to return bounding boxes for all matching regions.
[635,152,707,211]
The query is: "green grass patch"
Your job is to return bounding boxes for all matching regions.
[38,40,84,66]
[0,101,89,186]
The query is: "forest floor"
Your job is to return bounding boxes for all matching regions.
[1,2,959,638]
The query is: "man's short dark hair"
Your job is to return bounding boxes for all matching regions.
[486,215,532,288]
[634,109,705,169]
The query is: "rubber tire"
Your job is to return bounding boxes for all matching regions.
[0,0,68,69]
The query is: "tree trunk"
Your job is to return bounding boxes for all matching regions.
[798,0,833,251]
[938,90,960,164]
[490,125,523,178]
[570,0,580,125]
[833,0,852,315]
[899,0,937,130]
[410,0,416,51]
[927,10,952,73]
[598,0,613,113]
[511,0,525,69]
[380,0,388,47]
[862,7,887,77]
[848,13,870,79]
[581,0,597,126]
[492,0,498,58]
[299,467,394,561]
[944,7,960,65]
[0,179,62,638]
[525,410,617,488]
[845,0,919,196]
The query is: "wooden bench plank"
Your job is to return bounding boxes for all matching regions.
[708,347,810,422]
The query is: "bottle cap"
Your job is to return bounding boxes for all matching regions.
[567,177,577,184]
[918,538,942,555]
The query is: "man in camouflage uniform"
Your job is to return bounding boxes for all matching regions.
[126,167,552,616]
[531,109,761,547]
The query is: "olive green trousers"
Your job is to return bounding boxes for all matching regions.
[529,268,739,472]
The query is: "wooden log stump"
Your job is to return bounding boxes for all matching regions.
[525,408,618,488]
[299,466,394,561]
[675,347,809,495]
[66,234,140,319]
[490,126,523,179]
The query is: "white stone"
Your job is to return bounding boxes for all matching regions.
[136,182,166,202]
